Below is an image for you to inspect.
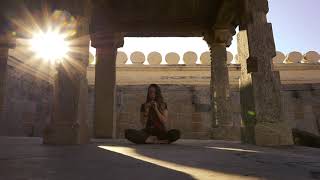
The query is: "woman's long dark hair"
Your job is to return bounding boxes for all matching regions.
[146,84,164,104]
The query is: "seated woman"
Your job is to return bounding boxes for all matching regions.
[125,84,180,144]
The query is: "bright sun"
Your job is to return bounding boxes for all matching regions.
[30,31,70,63]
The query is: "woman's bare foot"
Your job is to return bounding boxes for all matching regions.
[145,136,157,144]
[145,136,169,144]
[155,140,169,144]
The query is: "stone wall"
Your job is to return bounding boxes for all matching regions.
[2,48,320,139]
[86,84,320,139]
[0,64,52,137]
[87,85,217,139]
[281,84,320,136]
[0,49,53,137]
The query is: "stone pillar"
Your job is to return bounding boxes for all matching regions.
[237,0,293,145]
[204,29,239,140]
[91,33,123,138]
[43,17,90,145]
[0,35,15,125]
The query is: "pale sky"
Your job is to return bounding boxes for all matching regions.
[91,0,320,61]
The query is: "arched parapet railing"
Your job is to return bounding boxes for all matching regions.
[114,51,239,66]
[165,52,180,65]
[283,51,303,64]
[200,51,211,65]
[130,51,145,65]
[273,51,286,64]
[272,51,320,64]
[183,51,197,65]
[116,51,128,65]
[89,50,320,66]
[147,51,162,65]
[303,51,320,64]
[226,51,234,65]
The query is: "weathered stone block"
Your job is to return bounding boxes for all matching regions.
[191,123,202,132]
[211,126,241,141]
[255,122,293,146]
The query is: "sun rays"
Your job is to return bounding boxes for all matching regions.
[29,30,70,63]
[8,4,91,83]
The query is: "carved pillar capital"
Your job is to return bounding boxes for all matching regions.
[90,32,124,50]
[203,28,235,47]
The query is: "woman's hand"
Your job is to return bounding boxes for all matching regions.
[152,102,168,123]
[144,102,152,113]
[151,101,158,110]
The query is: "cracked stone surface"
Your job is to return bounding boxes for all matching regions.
[0,137,319,180]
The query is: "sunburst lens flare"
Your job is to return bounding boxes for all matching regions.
[30,30,70,63]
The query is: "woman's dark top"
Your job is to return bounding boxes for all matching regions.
[140,102,167,132]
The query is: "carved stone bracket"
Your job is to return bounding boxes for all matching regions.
[91,32,124,50]
[204,28,235,47]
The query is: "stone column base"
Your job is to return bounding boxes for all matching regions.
[241,122,293,146]
[211,126,241,141]
[43,123,90,145]
[240,125,255,145]
[254,122,293,146]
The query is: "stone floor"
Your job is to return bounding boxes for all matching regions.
[0,137,320,180]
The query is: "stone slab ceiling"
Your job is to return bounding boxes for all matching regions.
[1,0,235,36]
[90,0,223,35]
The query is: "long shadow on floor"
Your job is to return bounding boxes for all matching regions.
[1,137,319,180]
[0,137,194,180]
[97,139,320,180]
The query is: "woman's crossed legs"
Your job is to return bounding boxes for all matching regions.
[125,128,180,144]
